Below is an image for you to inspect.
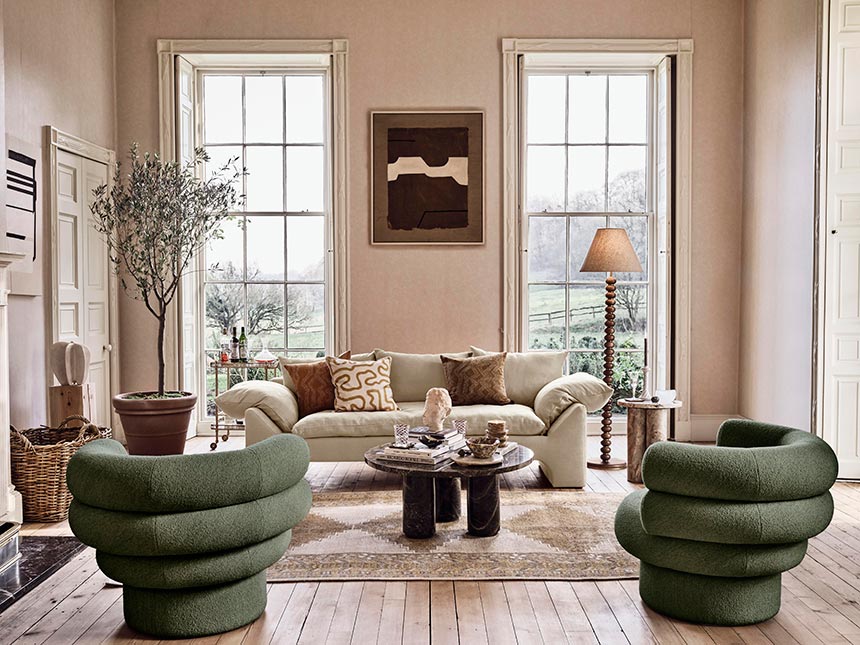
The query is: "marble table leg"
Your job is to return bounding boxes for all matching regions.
[435,478,461,522]
[466,475,500,537]
[402,475,436,539]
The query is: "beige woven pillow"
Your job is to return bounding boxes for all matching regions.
[441,353,511,406]
[326,356,398,412]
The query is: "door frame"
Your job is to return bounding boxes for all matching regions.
[44,126,120,427]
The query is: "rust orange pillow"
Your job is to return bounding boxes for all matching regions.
[283,360,340,417]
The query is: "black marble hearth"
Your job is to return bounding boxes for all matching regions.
[0,535,87,613]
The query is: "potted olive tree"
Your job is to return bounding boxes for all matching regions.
[91,144,242,455]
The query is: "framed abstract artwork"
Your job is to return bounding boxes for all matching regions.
[371,111,484,244]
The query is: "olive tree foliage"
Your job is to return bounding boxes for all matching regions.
[91,144,243,395]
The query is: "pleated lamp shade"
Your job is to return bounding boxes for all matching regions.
[580,228,643,273]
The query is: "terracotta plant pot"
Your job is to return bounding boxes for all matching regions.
[113,392,196,455]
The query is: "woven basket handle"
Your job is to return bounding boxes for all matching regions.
[9,425,33,452]
[57,415,101,443]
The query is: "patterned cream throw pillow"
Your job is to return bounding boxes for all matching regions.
[326,356,398,412]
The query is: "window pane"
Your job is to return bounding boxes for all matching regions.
[204,76,242,144]
[206,219,244,280]
[288,284,325,348]
[204,146,242,182]
[246,283,286,349]
[608,146,646,212]
[569,216,605,281]
[286,146,324,212]
[567,146,605,212]
[569,351,603,379]
[287,216,325,281]
[568,285,605,350]
[205,283,243,346]
[611,215,648,281]
[286,76,325,144]
[527,76,566,144]
[245,76,284,143]
[614,284,647,348]
[527,145,565,212]
[246,216,285,281]
[609,75,647,143]
[528,217,566,282]
[569,75,606,144]
[615,349,646,405]
[528,284,565,350]
[245,146,284,212]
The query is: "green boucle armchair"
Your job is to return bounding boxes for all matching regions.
[67,434,312,639]
[615,420,838,626]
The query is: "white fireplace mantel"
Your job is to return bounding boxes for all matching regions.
[0,252,25,526]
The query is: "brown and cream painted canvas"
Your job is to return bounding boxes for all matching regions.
[372,111,483,244]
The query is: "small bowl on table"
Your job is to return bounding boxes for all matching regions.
[466,437,500,459]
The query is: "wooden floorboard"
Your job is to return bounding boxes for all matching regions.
[3,435,860,644]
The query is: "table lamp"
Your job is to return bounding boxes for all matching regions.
[580,228,643,469]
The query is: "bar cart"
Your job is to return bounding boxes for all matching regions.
[209,360,279,450]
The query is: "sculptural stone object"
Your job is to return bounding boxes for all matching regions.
[422,388,452,433]
[49,341,91,385]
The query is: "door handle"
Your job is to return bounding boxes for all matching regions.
[104,344,113,352]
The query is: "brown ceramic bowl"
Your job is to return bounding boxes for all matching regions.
[466,436,500,459]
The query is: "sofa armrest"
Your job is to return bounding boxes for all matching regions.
[533,373,613,427]
[215,380,299,433]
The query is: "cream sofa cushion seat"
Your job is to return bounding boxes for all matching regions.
[470,346,568,406]
[291,401,545,440]
[374,349,471,402]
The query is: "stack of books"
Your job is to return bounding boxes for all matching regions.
[380,429,467,466]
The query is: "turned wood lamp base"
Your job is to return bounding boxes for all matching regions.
[587,457,627,470]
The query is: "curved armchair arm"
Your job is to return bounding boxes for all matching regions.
[642,420,838,502]
[533,373,613,427]
[67,434,310,513]
[215,380,299,434]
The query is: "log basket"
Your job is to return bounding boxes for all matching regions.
[10,415,111,521]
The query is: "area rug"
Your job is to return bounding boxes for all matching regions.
[268,490,638,581]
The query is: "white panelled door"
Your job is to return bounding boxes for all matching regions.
[54,150,112,426]
[822,0,860,478]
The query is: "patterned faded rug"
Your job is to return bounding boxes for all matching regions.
[268,490,638,581]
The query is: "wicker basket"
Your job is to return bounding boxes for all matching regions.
[10,415,111,522]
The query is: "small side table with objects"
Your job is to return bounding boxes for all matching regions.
[209,360,279,450]
[619,398,683,484]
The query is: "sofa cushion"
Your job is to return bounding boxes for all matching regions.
[215,380,299,434]
[374,349,471,402]
[441,353,511,406]
[327,356,398,412]
[471,347,567,406]
[283,360,337,417]
[292,401,545,439]
[639,490,834,545]
[278,351,374,392]
[614,491,808,578]
[533,373,614,425]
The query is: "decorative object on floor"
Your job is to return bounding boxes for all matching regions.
[371,111,484,245]
[66,434,311,639]
[486,419,509,447]
[269,490,635,581]
[90,144,243,455]
[10,416,110,521]
[619,398,682,484]
[365,445,533,538]
[615,419,838,626]
[0,535,87,613]
[580,227,643,469]
[422,387,452,433]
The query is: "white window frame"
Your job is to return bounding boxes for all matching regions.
[157,39,349,434]
[502,38,693,438]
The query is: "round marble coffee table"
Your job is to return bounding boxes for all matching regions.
[364,445,534,539]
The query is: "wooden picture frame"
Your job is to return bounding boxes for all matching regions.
[371,111,484,245]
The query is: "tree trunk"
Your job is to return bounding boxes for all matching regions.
[157,311,166,396]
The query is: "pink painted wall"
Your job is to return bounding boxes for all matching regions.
[740,0,818,429]
[114,0,746,416]
[3,0,116,427]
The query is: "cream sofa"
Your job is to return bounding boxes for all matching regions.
[215,348,612,488]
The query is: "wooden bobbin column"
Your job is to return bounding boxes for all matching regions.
[588,274,625,470]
